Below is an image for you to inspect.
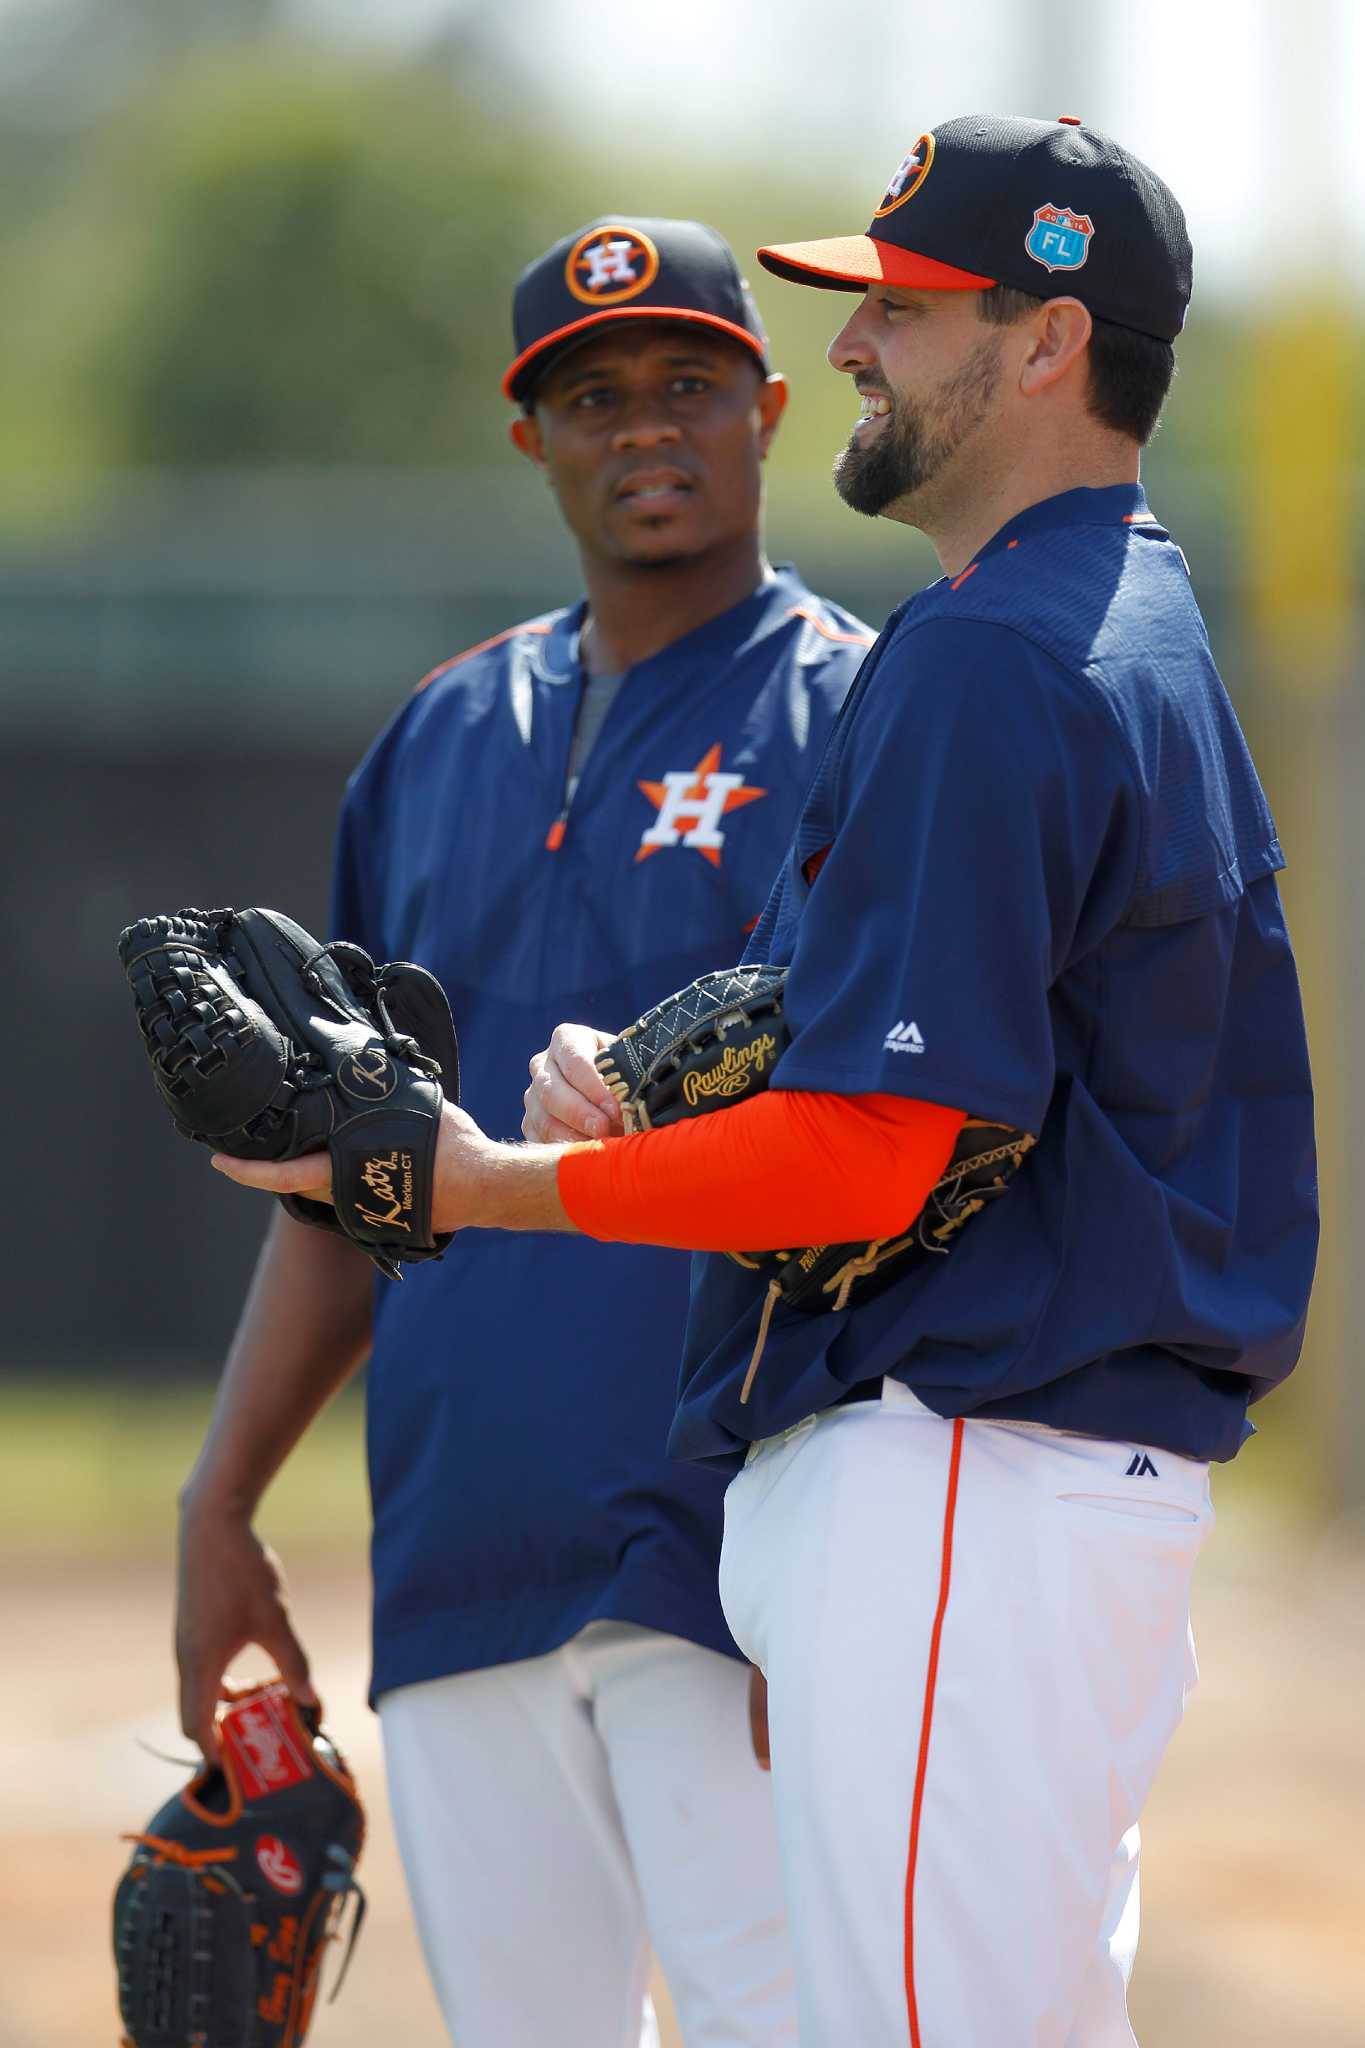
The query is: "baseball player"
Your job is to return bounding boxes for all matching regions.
[218,122,1320,2047]
[177,219,873,2047]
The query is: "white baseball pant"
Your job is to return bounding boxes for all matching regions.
[380,1621,796,2047]
[719,1378,1214,2047]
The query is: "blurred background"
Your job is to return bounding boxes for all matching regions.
[2,0,1361,2041]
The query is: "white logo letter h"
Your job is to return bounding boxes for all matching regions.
[640,770,744,852]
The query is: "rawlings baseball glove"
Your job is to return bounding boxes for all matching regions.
[595,965,1035,1398]
[118,907,459,1279]
[113,1679,366,2048]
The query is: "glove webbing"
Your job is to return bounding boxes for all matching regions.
[117,1832,367,2041]
[130,944,258,1094]
[115,1846,252,2045]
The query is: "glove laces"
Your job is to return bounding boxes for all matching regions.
[299,941,442,1076]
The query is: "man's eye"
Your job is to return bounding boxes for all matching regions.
[671,376,710,395]
[571,387,612,409]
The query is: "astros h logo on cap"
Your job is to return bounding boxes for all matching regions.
[873,134,936,218]
[565,225,661,307]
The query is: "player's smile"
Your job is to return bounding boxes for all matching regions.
[852,380,894,439]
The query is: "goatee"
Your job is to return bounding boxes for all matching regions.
[834,334,1003,518]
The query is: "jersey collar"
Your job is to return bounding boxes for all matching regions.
[970,484,1162,572]
[565,565,801,680]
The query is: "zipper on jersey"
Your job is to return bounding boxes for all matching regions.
[545,646,590,852]
[545,647,630,852]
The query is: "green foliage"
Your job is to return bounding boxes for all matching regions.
[0,19,888,533]
[80,51,592,468]
[0,22,614,499]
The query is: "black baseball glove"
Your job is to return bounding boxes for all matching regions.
[113,1679,366,2048]
[118,907,459,1278]
[595,965,1034,1397]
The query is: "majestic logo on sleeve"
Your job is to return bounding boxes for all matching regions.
[1026,203,1094,273]
[636,743,767,866]
[565,226,661,306]
[884,1019,926,1055]
[874,133,936,217]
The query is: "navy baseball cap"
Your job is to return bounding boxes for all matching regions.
[503,216,771,402]
[759,115,1192,342]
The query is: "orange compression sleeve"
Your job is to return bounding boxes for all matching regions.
[557,1091,966,1253]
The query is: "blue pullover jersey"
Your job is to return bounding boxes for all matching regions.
[675,491,1318,1469]
[331,567,872,1700]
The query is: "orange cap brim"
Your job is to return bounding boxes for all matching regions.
[757,235,995,294]
[503,307,769,402]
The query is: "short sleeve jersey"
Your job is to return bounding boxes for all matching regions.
[673,489,1318,1469]
[330,567,872,1701]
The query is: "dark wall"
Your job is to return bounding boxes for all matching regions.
[8,738,354,1373]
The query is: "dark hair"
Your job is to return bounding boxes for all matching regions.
[977,284,1175,446]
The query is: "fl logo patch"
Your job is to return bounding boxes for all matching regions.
[566,225,660,306]
[1026,202,1094,273]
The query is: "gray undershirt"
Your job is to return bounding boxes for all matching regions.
[564,664,626,807]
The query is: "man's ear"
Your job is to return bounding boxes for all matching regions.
[509,412,546,466]
[756,373,789,458]
[1018,298,1092,399]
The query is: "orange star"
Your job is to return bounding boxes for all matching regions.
[636,742,768,867]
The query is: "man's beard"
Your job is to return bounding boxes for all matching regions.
[833,334,1003,518]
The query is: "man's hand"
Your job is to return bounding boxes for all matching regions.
[176,1502,316,1759]
[213,1099,578,1236]
[210,1025,627,1227]
[524,1024,624,1143]
[214,1100,490,1215]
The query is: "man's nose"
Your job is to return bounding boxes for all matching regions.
[828,305,875,375]
[610,392,683,450]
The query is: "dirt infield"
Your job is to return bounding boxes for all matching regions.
[5,1498,1362,2046]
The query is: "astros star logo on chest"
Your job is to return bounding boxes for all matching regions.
[635,742,767,866]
